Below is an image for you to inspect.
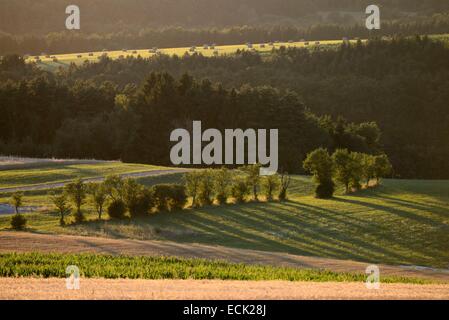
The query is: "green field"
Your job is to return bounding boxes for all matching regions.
[0,252,430,284]
[0,161,170,190]
[1,172,448,269]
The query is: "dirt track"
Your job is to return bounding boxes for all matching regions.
[1,278,448,300]
[1,232,448,282]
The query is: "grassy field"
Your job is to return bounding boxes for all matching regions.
[0,161,170,189]
[0,252,430,284]
[1,173,447,268]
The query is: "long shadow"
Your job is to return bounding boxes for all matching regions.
[367,193,449,217]
[333,197,442,227]
[326,197,447,261]
[264,201,410,264]
[168,207,316,256]
[218,204,351,258]
[283,199,446,264]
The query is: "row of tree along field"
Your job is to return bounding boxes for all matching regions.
[9,150,391,230]
[0,37,447,179]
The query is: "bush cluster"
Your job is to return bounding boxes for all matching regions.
[303,148,392,199]
[184,165,289,207]
[44,175,189,223]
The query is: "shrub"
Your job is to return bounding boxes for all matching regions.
[315,180,335,199]
[231,178,249,203]
[373,154,393,184]
[103,175,125,201]
[263,174,280,201]
[64,178,87,223]
[168,185,188,211]
[107,199,127,219]
[214,168,232,205]
[278,172,291,201]
[128,188,155,217]
[50,192,71,226]
[153,184,172,212]
[10,214,27,230]
[88,183,108,220]
[153,184,187,212]
[198,170,215,206]
[242,164,261,201]
[183,171,202,207]
[123,179,144,214]
[332,149,363,193]
[303,148,335,198]
[11,192,23,214]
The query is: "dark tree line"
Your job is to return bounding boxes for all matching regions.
[0,57,381,174]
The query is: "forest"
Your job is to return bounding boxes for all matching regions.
[0,37,448,179]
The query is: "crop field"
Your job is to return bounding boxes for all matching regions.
[0,252,430,283]
[23,34,449,72]
[25,39,355,71]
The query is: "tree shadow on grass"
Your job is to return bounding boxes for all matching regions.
[236,203,373,261]
[214,204,340,258]
[274,200,412,264]
[365,193,449,218]
[333,197,443,228]
[166,207,310,255]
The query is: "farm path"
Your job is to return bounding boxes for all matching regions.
[1,232,448,282]
[0,169,187,193]
[1,278,448,300]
